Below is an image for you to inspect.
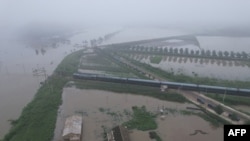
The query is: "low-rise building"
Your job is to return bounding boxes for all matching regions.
[107,126,130,141]
[62,115,83,141]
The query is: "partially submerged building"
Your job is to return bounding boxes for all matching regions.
[107,126,130,141]
[62,115,83,141]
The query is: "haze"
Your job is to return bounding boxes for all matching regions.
[1,0,250,34]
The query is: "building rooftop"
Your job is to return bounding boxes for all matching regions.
[62,115,82,138]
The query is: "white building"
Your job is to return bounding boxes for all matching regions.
[62,115,83,141]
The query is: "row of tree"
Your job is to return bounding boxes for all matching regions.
[88,30,121,47]
[124,45,250,60]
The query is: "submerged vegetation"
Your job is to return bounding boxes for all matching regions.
[123,106,157,131]
[149,131,162,141]
[121,54,250,89]
[117,45,250,62]
[150,56,162,64]
[3,39,249,141]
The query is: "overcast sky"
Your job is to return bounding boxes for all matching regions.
[1,0,250,30]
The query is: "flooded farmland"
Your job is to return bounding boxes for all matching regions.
[135,55,250,81]
[1,1,250,141]
[0,41,72,137]
[122,36,250,81]
[53,88,223,141]
[1,27,250,140]
[0,27,189,138]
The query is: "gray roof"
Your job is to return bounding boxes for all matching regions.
[62,115,82,137]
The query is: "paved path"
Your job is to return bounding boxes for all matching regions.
[178,90,250,124]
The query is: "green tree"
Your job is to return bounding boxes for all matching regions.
[205,50,211,57]
[179,48,184,55]
[212,50,217,57]
[224,51,229,58]
[190,50,194,56]
[184,48,189,55]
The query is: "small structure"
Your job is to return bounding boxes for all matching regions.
[62,115,83,141]
[107,126,130,141]
[160,85,168,92]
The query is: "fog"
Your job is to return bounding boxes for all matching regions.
[1,0,250,36]
[1,0,250,139]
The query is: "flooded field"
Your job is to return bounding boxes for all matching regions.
[53,88,223,141]
[1,27,249,139]
[197,36,250,52]
[0,27,188,138]
[135,55,250,81]
[0,42,72,137]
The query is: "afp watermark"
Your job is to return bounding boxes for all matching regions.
[224,125,250,141]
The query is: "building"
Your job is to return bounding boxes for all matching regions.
[62,115,83,141]
[107,126,130,141]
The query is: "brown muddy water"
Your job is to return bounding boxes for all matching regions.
[0,42,73,137]
[232,105,250,114]
[53,88,223,141]
[0,27,188,138]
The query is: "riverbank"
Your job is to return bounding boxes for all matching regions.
[1,50,83,141]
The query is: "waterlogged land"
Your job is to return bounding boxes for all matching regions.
[115,53,250,88]
[0,27,124,138]
[2,50,82,141]
[53,88,223,141]
[1,46,223,141]
[2,31,250,141]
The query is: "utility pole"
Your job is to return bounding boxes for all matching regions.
[32,66,47,81]
[222,89,227,103]
[32,66,53,94]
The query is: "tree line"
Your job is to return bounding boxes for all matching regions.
[118,45,250,61]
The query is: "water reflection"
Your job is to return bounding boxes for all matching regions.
[130,54,250,68]
[126,53,250,81]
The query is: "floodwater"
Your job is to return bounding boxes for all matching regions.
[232,105,250,114]
[135,55,250,81]
[53,88,223,141]
[197,36,250,52]
[0,27,188,138]
[0,27,249,139]
[126,36,250,81]
[0,41,72,137]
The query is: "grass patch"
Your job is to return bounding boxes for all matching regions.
[3,77,68,141]
[150,56,162,64]
[123,106,157,131]
[55,50,83,76]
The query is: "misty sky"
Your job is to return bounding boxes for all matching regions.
[1,0,250,30]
